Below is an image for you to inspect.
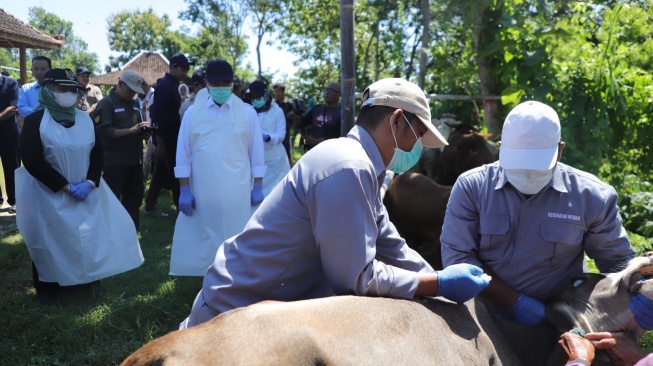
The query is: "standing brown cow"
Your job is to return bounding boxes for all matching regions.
[384,172,451,269]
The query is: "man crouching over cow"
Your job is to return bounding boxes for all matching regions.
[440,101,653,365]
[179,78,491,329]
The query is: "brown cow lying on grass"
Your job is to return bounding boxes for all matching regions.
[121,256,653,366]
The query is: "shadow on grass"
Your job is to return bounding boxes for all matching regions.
[0,191,203,365]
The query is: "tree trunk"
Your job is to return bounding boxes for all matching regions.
[418,0,430,89]
[472,3,503,138]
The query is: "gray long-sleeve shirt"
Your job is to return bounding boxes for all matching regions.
[201,125,434,313]
[441,161,635,300]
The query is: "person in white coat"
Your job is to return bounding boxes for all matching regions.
[16,68,144,304]
[169,59,266,276]
[247,80,290,198]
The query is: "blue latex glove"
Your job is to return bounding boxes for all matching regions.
[510,293,547,326]
[67,183,79,195]
[436,263,491,303]
[263,134,271,142]
[71,181,93,201]
[251,182,264,206]
[179,185,196,216]
[630,293,653,330]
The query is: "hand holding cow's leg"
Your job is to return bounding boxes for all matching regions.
[435,263,491,303]
[559,332,595,366]
[586,332,648,366]
[509,293,547,326]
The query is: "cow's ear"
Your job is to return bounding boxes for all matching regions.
[546,302,584,334]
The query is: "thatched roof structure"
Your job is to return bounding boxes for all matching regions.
[91,51,170,87]
[0,8,64,84]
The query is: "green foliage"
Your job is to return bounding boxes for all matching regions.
[549,3,653,187]
[27,7,99,75]
[181,0,250,72]
[106,8,187,71]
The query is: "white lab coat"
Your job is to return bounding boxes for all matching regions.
[257,102,290,197]
[169,95,263,276]
[15,109,144,286]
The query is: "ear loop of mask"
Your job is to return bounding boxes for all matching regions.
[389,112,419,146]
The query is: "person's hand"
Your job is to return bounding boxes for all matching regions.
[131,121,149,135]
[302,136,323,149]
[559,332,595,365]
[179,185,195,216]
[509,293,547,326]
[66,183,79,195]
[631,293,653,330]
[263,134,271,142]
[436,263,491,303]
[251,182,264,206]
[586,332,648,366]
[71,181,93,201]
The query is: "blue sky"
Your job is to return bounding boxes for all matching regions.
[3,0,297,77]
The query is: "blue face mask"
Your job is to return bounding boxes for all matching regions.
[252,97,265,109]
[387,114,423,173]
[209,86,232,104]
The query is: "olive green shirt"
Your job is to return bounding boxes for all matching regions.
[76,84,103,112]
[94,89,144,167]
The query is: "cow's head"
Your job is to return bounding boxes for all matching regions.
[546,255,653,361]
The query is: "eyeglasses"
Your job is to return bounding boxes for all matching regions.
[324,87,340,94]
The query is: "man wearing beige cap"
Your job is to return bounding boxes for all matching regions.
[179,78,491,329]
[441,100,635,364]
[94,70,151,230]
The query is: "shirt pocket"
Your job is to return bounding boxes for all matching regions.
[478,214,510,261]
[540,220,584,265]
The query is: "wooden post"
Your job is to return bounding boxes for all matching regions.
[340,0,355,136]
[19,46,27,85]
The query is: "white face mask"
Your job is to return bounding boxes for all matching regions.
[54,91,78,108]
[504,168,553,195]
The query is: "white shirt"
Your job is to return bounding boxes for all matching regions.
[174,93,266,179]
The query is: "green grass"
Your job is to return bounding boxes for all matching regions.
[0,180,202,365]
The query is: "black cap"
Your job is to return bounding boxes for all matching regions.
[205,59,234,83]
[170,53,194,67]
[75,66,90,75]
[42,68,84,90]
[249,80,267,95]
[190,71,205,85]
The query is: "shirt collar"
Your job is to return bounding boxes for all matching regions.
[207,93,234,109]
[347,125,386,181]
[495,162,568,194]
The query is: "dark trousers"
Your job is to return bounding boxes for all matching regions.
[0,120,19,205]
[145,137,179,211]
[32,261,60,295]
[103,164,144,230]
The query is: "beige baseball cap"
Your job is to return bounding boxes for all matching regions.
[361,78,447,148]
[119,70,145,94]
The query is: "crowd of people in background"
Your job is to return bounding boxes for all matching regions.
[0,53,343,303]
